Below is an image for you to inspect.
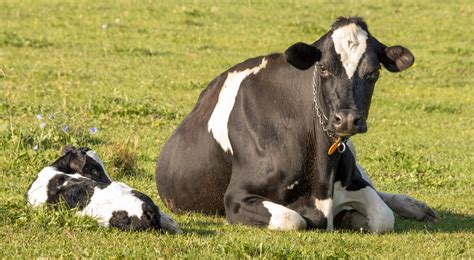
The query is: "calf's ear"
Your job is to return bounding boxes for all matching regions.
[62,145,76,155]
[379,45,414,72]
[285,42,321,70]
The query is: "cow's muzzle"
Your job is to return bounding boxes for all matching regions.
[332,109,367,136]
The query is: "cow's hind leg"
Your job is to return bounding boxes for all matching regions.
[224,192,307,231]
[378,192,437,222]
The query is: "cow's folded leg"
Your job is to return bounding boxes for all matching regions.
[334,209,370,231]
[378,192,438,222]
[224,192,307,230]
[334,183,394,233]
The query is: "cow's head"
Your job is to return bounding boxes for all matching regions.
[285,17,414,136]
[51,145,112,184]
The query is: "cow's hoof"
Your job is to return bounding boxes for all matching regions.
[412,203,438,222]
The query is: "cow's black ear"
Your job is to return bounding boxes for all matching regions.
[69,150,86,173]
[285,42,321,70]
[62,145,76,155]
[379,45,414,72]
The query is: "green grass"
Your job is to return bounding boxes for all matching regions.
[1,0,473,257]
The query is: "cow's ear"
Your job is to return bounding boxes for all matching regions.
[285,42,321,70]
[68,150,86,173]
[379,45,414,72]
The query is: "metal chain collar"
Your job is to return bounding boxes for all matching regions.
[311,64,336,141]
[311,64,347,154]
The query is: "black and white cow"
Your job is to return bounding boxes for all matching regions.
[155,17,436,233]
[28,146,181,233]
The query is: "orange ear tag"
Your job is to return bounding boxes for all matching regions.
[327,137,342,155]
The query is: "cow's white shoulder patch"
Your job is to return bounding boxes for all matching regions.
[331,23,368,79]
[80,182,143,226]
[208,58,268,154]
[262,201,306,230]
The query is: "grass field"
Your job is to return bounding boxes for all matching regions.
[1,0,473,257]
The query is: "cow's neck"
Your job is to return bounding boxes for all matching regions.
[309,67,342,202]
[310,123,341,231]
[312,123,341,190]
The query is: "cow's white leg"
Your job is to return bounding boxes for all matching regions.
[262,201,307,231]
[333,181,394,233]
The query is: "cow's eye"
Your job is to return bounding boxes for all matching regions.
[365,70,380,81]
[318,64,330,77]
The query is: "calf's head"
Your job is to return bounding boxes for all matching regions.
[285,17,414,136]
[51,145,112,184]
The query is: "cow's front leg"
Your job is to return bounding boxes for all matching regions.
[224,190,307,230]
[333,182,395,233]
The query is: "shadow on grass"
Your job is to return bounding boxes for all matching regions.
[181,228,217,236]
[395,210,474,233]
[180,220,223,236]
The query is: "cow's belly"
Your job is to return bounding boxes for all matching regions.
[156,126,232,215]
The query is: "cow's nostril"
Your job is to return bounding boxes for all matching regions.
[334,114,343,126]
[353,118,360,127]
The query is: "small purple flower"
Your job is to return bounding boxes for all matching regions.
[40,122,46,129]
[33,144,39,151]
[89,126,98,134]
[62,125,69,133]
[36,114,43,120]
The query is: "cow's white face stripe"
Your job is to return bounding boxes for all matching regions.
[331,23,368,79]
[208,58,268,154]
[262,201,306,230]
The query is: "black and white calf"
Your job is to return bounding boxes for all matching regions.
[156,17,436,233]
[27,146,181,233]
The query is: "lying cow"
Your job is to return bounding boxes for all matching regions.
[27,146,181,233]
[156,17,436,233]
